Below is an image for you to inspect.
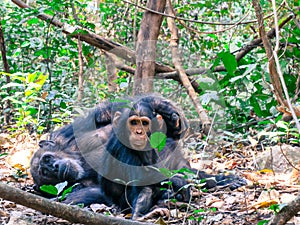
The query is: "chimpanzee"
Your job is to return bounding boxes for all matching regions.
[30,94,246,219]
[88,96,191,218]
[30,122,113,206]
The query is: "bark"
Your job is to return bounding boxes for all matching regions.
[0,182,153,225]
[166,2,211,135]
[252,0,284,105]
[268,194,300,225]
[0,17,11,124]
[104,52,118,92]
[133,0,167,94]
[77,36,84,102]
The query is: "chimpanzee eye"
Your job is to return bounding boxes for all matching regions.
[142,121,149,126]
[130,120,137,125]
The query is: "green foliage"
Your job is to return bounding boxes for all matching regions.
[40,181,78,201]
[0,153,8,157]
[257,220,269,225]
[269,204,280,214]
[0,0,299,137]
[150,132,167,152]
[258,120,300,144]
[188,208,217,222]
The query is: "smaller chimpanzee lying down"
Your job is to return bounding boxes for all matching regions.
[30,95,246,219]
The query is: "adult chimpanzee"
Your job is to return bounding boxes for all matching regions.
[30,122,113,206]
[30,95,246,219]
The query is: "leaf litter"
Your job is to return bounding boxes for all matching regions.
[1,132,300,224]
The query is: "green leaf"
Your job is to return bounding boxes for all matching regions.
[218,51,237,75]
[27,73,37,83]
[35,73,48,87]
[27,18,40,25]
[159,168,173,178]
[40,185,58,196]
[257,220,269,225]
[0,153,8,157]
[13,49,21,57]
[26,108,38,115]
[21,41,30,48]
[276,121,288,130]
[60,183,78,201]
[250,96,262,117]
[150,132,167,152]
[60,101,67,109]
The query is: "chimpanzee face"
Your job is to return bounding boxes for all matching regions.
[127,115,151,150]
[112,101,165,151]
[30,140,84,186]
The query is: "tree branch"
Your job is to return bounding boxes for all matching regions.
[0,182,153,225]
[11,0,174,74]
[268,194,300,225]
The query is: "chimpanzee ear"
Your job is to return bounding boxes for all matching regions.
[38,140,55,148]
[156,114,164,129]
[113,111,122,128]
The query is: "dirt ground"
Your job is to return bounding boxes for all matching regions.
[1,132,300,225]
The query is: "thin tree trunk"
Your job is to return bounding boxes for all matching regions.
[77,36,84,102]
[166,2,211,134]
[0,18,11,124]
[104,52,118,92]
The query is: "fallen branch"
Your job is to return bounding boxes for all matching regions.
[268,194,300,225]
[0,182,153,225]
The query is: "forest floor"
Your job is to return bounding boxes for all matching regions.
[1,131,300,225]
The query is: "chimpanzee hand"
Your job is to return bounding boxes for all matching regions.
[214,174,247,190]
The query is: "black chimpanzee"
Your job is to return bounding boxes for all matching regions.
[30,94,246,219]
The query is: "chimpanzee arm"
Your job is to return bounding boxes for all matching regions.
[141,95,188,140]
[62,186,113,206]
[94,100,128,127]
[131,187,154,219]
[195,170,247,190]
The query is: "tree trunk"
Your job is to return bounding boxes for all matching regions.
[133,0,166,95]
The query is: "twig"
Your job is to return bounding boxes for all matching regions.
[77,36,84,102]
[121,0,283,26]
